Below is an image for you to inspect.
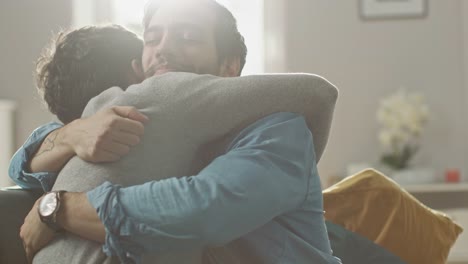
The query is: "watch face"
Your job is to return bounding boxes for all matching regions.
[39,193,58,217]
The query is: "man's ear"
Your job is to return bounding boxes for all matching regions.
[131,59,145,82]
[219,57,241,77]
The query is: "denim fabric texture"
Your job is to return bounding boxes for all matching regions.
[9,113,341,263]
[9,122,62,191]
[87,113,341,264]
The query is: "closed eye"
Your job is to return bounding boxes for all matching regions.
[181,30,202,42]
[144,28,163,45]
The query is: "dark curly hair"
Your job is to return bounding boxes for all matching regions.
[36,25,143,124]
[143,0,247,75]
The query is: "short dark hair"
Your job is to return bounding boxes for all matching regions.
[36,25,143,124]
[143,0,247,75]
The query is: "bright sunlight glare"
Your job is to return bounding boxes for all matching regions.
[112,0,264,74]
[113,0,147,25]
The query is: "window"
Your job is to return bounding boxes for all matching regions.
[73,0,264,74]
[112,0,146,34]
[214,0,264,75]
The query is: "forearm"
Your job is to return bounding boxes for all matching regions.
[8,122,63,190]
[55,113,312,259]
[83,113,312,256]
[29,126,75,173]
[57,192,105,243]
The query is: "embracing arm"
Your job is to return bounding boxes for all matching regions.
[170,73,338,162]
[31,106,148,170]
[28,125,76,174]
[9,106,148,191]
[9,122,63,190]
[51,113,314,260]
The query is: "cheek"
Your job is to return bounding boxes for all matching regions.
[141,48,153,71]
[189,48,219,71]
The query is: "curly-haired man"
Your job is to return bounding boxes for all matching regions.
[36,25,143,124]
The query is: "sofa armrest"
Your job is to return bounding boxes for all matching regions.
[0,187,42,264]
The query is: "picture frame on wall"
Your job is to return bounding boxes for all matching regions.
[360,0,428,20]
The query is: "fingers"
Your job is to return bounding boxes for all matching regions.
[84,132,139,162]
[74,106,148,163]
[100,139,132,157]
[111,106,149,124]
[25,245,34,264]
[20,226,35,264]
[93,150,122,163]
[94,132,142,161]
[109,117,145,136]
[86,130,142,162]
[111,131,141,147]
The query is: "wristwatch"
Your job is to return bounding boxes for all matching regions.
[37,191,66,231]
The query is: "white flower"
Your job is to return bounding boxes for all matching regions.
[378,130,393,148]
[376,89,430,169]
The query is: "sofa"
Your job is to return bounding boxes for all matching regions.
[0,187,42,264]
[0,183,408,264]
[3,169,464,264]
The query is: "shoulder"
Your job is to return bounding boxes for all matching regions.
[228,112,311,150]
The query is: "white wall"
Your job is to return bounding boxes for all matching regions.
[0,100,16,186]
[462,1,468,184]
[0,1,72,147]
[265,0,467,183]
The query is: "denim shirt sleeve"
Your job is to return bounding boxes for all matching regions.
[87,112,315,262]
[8,122,63,191]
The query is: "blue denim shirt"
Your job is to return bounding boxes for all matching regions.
[9,113,341,263]
[8,121,62,191]
[87,113,341,263]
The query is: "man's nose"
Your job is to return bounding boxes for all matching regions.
[155,32,176,59]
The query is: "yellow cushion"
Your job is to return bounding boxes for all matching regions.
[323,169,464,264]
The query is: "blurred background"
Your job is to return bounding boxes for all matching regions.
[0,0,467,187]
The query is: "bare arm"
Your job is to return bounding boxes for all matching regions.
[20,192,104,263]
[28,106,149,174]
[58,192,105,243]
[21,113,312,260]
[28,127,75,173]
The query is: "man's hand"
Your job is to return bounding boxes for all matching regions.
[29,106,149,174]
[64,106,149,163]
[20,199,56,264]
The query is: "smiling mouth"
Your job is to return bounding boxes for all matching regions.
[145,65,184,77]
[154,67,177,75]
